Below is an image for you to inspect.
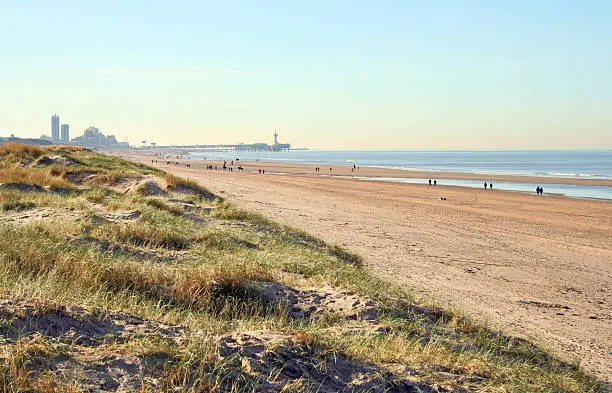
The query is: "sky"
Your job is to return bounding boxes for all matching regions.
[1,0,611,149]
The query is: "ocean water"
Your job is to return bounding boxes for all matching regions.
[190,150,612,200]
[192,150,612,179]
[351,177,612,200]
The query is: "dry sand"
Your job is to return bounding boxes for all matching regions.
[126,154,612,381]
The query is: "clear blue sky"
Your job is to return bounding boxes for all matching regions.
[1,0,610,149]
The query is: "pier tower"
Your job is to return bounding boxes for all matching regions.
[271,130,291,151]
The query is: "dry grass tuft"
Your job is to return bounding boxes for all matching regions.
[0,167,72,188]
[0,335,77,393]
[166,174,216,200]
[145,198,184,215]
[213,201,275,227]
[50,145,85,153]
[0,142,44,158]
[0,224,273,315]
[92,221,191,250]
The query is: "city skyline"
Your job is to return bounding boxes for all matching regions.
[1,1,611,150]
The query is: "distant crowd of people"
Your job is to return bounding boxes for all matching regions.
[151,159,191,168]
[314,164,360,173]
[150,157,263,173]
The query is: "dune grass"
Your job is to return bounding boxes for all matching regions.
[144,197,184,215]
[0,209,601,392]
[0,167,73,188]
[0,143,604,392]
[0,142,45,158]
[165,173,216,200]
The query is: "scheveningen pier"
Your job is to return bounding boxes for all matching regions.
[140,131,302,153]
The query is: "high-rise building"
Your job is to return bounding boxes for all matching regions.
[51,114,60,141]
[61,124,70,142]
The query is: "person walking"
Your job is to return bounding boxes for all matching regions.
[484,182,488,190]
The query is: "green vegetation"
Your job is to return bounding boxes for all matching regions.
[166,173,215,200]
[0,143,603,392]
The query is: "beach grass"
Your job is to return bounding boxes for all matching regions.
[0,143,604,392]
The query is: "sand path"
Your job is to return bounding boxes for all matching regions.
[130,157,611,381]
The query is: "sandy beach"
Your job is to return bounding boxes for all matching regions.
[141,155,612,187]
[124,153,611,381]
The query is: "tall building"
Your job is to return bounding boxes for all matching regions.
[51,114,60,141]
[61,124,70,142]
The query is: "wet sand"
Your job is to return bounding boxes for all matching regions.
[124,153,612,381]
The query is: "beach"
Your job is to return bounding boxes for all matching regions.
[125,154,612,381]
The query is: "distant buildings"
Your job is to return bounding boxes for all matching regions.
[60,124,69,142]
[50,114,70,143]
[51,114,60,141]
[43,113,128,147]
[72,126,127,147]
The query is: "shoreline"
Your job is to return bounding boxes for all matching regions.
[368,165,611,183]
[347,176,612,201]
[181,151,612,186]
[130,150,612,187]
[115,149,612,197]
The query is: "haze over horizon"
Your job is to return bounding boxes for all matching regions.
[1,1,610,150]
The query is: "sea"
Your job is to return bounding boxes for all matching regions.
[190,150,612,200]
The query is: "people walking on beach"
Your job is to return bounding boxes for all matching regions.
[536,186,540,195]
[429,179,432,186]
[434,180,437,186]
[490,182,493,190]
[484,182,488,190]
[540,186,544,195]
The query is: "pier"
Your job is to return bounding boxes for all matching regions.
[140,131,298,152]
